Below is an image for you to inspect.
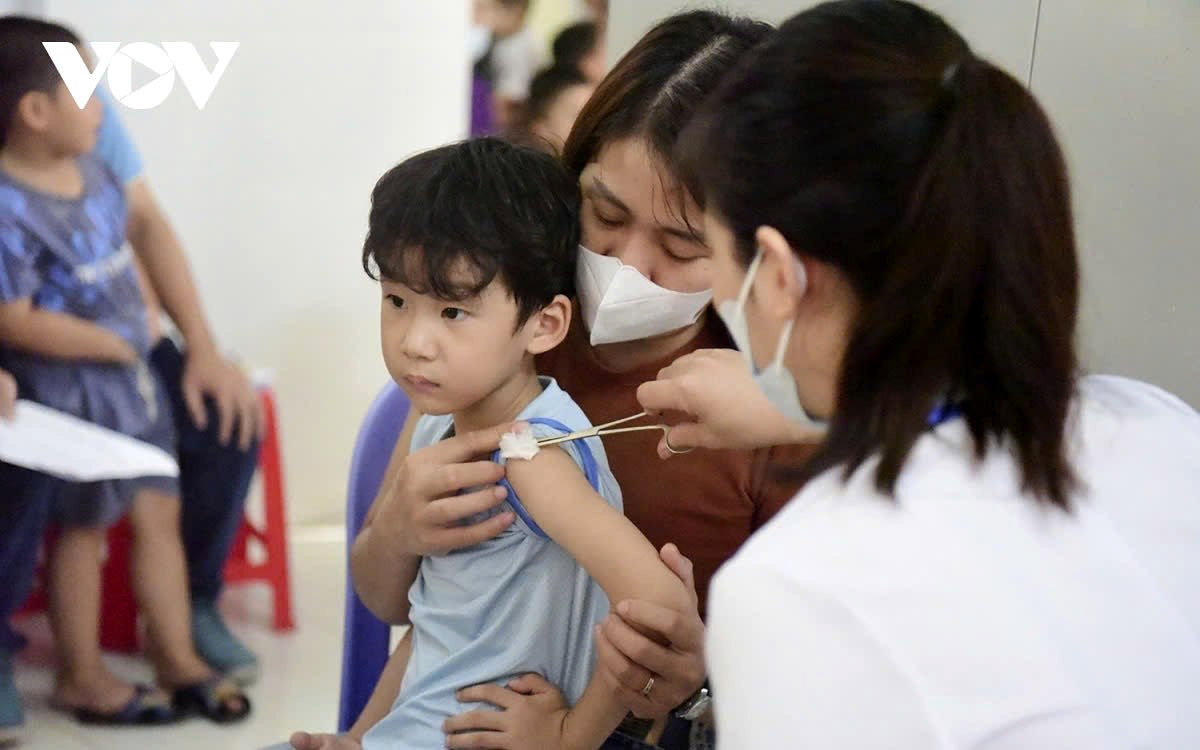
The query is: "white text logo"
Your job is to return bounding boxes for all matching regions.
[42,42,239,110]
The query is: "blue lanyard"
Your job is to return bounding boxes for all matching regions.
[491,417,602,540]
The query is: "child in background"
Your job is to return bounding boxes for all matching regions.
[342,138,691,749]
[552,21,606,83]
[480,0,545,128]
[0,17,249,727]
[505,65,595,155]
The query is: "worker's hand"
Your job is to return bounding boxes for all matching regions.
[637,349,821,457]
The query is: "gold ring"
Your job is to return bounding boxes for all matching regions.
[664,428,693,455]
[640,676,655,697]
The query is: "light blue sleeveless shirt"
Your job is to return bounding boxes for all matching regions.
[363,377,622,750]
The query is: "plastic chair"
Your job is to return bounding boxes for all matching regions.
[338,383,411,733]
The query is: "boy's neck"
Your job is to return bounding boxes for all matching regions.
[0,137,82,196]
[452,360,544,435]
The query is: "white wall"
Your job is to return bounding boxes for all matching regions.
[609,1,1200,406]
[46,0,469,524]
[1031,0,1200,407]
[608,0,1036,78]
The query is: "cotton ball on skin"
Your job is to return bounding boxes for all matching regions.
[499,424,540,461]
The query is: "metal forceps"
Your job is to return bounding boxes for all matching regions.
[534,411,693,454]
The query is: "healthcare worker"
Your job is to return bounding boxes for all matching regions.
[636,1,1200,747]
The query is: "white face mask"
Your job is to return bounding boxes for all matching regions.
[714,248,827,431]
[575,245,712,346]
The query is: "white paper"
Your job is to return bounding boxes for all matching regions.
[0,400,179,481]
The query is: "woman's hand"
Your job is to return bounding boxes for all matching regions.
[376,422,519,558]
[444,674,569,750]
[637,348,819,458]
[596,544,706,719]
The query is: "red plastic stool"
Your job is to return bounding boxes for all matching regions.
[99,519,140,652]
[95,383,295,650]
[220,384,295,632]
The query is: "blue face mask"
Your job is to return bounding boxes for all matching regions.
[714,248,828,432]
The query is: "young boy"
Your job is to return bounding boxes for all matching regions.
[355,138,690,749]
[0,17,247,732]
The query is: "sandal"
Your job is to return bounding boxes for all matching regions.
[73,684,179,726]
[171,676,251,724]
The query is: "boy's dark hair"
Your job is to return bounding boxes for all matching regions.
[0,16,81,148]
[681,0,1079,509]
[552,22,597,73]
[363,137,581,327]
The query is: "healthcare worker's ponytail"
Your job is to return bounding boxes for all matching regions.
[681,0,1079,508]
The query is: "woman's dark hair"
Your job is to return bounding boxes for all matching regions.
[562,10,771,182]
[552,22,597,73]
[363,138,580,328]
[0,16,81,148]
[681,0,1079,509]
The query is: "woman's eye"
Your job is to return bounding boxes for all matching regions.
[664,244,705,263]
[386,294,405,309]
[442,307,467,321]
[591,206,624,228]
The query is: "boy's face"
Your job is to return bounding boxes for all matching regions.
[18,43,103,155]
[379,257,542,416]
[46,81,103,155]
[14,81,101,156]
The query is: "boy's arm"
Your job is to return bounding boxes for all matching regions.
[506,448,694,750]
[0,368,16,420]
[0,298,138,364]
[348,628,412,740]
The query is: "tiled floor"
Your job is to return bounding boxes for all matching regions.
[10,526,350,750]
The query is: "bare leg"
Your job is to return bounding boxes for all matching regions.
[127,489,216,686]
[289,629,412,749]
[48,527,137,712]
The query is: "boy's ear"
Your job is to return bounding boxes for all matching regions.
[15,90,53,132]
[525,294,572,356]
